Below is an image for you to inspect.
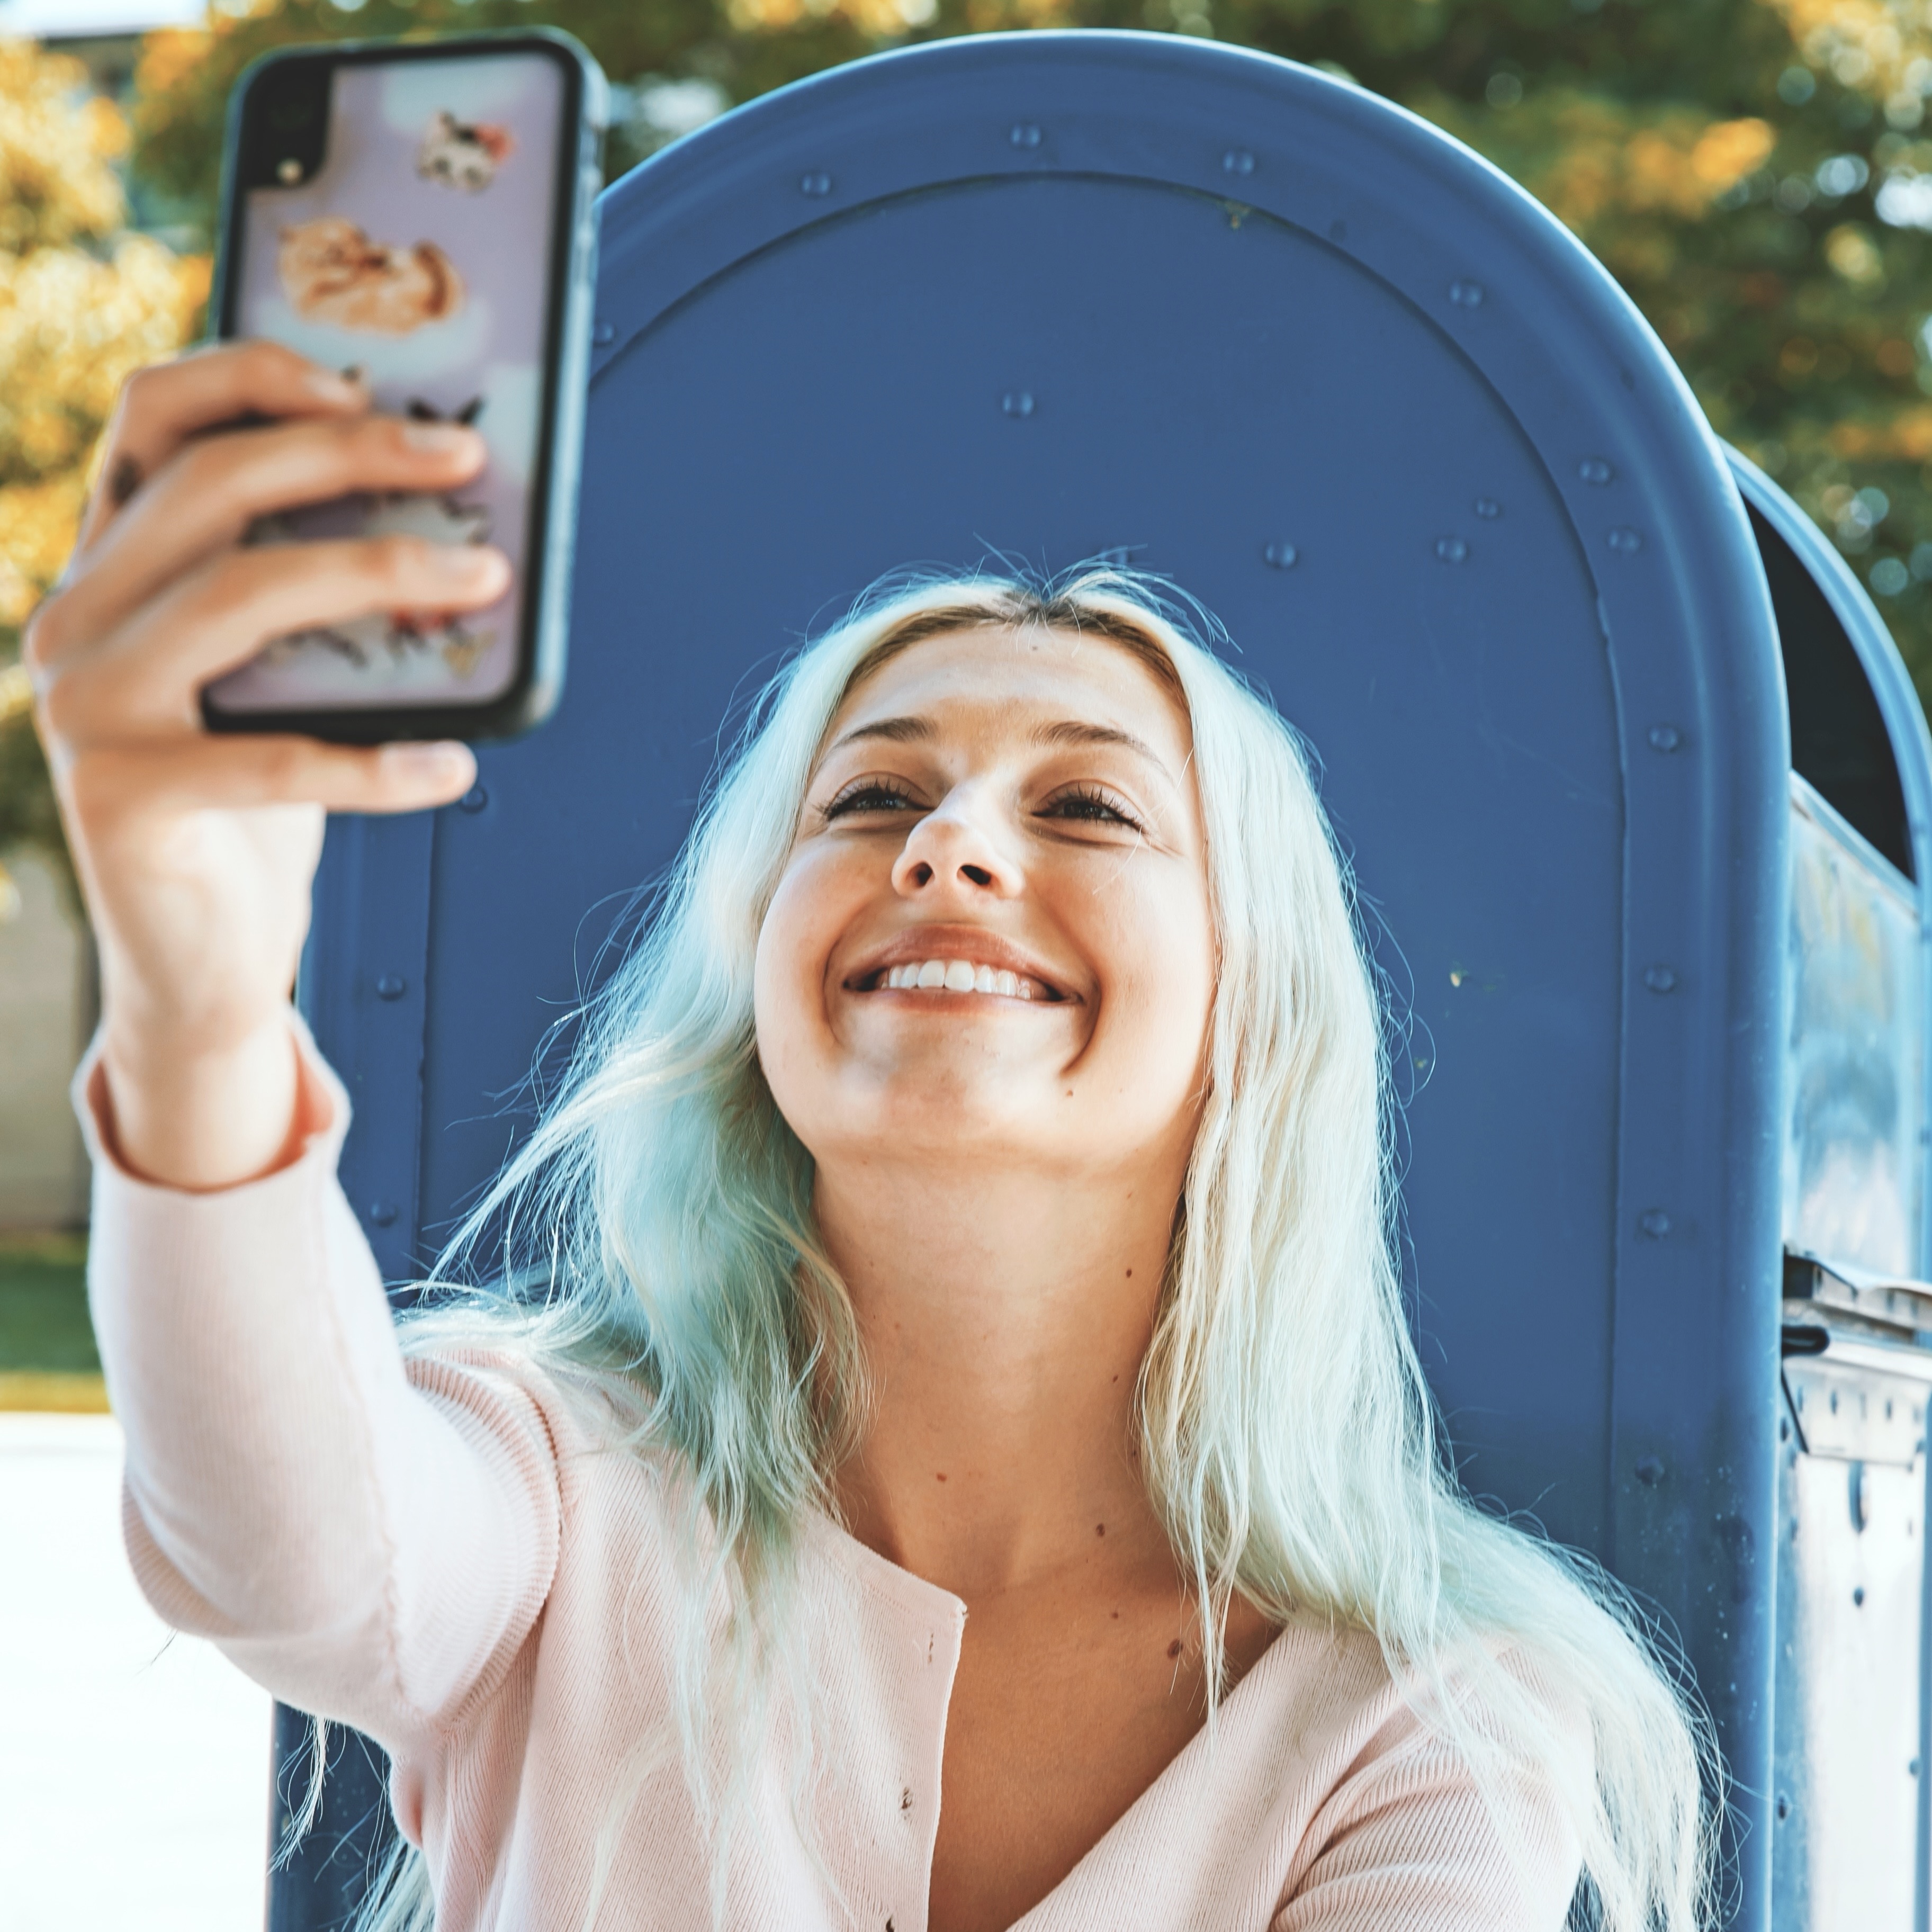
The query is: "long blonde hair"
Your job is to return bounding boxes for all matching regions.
[335,567,1713,1930]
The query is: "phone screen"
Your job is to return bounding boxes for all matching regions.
[206,52,567,718]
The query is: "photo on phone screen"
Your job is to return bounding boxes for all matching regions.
[204,38,598,739]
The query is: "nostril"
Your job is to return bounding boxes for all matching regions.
[961,864,993,886]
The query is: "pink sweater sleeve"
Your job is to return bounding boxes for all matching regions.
[1272,1692,1584,1931]
[76,1019,562,1755]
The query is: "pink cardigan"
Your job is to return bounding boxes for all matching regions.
[79,1031,1579,1931]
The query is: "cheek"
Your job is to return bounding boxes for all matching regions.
[1099,877,1215,1094]
[752,849,862,1094]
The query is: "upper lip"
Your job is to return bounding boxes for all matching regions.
[842,926,1080,1002]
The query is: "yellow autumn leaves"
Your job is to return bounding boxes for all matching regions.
[0,40,208,630]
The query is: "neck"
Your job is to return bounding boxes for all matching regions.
[817,1153,1183,1601]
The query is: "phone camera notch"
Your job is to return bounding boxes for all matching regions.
[241,58,332,191]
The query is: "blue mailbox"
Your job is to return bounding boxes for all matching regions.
[281,31,1807,1928]
[1728,450,1932,1930]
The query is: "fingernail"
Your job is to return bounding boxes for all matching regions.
[303,366,363,403]
[426,542,506,581]
[380,741,471,785]
[402,420,482,454]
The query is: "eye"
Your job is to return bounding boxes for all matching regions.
[1038,784,1144,832]
[821,776,924,821]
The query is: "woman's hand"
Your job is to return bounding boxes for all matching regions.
[28,340,510,1192]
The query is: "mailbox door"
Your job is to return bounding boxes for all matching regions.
[280,35,1791,1929]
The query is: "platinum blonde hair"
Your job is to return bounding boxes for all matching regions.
[338,568,1714,1931]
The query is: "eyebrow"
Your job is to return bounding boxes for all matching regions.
[828,714,1171,778]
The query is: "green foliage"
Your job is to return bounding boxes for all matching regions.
[126,0,1932,709]
[0,1232,96,1372]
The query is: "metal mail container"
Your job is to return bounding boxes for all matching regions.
[280,34,1804,1928]
[1736,453,1932,1930]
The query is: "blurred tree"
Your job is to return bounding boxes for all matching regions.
[125,0,1932,712]
[0,38,208,915]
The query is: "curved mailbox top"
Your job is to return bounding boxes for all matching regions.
[1729,447,1932,886]
[303,33,1789,1912]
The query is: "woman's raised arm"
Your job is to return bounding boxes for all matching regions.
[34,342,560,1748]
[30,338,496,1189]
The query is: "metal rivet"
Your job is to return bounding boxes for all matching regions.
[1010,123,1041,148]
[367,1201,399,1229]
[1854,1586,1866,1606]
[1002,391,1035,418]
[1639,1209,1672,1237]
[1776,1795,1791,1821]
[459,785,488,813]
[1635,1454,1666,1486]
[800,172,832,196]
[1263,541,1299,569]
[1222,148,1255,176]
[1647,724,1681,752]
[1449,279,1485,307]
[375,974,407,1001]
[591,321,615,347]
[1474,497,1501,519]
[1435,536,1469,562]
[1779,1416,1791,1442]
[1643,964,1677,993]
[1579,457,1615,485]
[1607,526,1643,553]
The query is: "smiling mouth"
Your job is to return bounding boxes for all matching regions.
[851,957,1067,1002]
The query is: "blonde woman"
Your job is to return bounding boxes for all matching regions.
[33,340,1711,1932]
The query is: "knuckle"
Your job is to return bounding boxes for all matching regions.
[257,736,312,797]
[117,360,165,417]
[20,595,62,670]
[35,668,79,742]
[191,550,266,626]
[236,337,300,381]
[367,534,428,588]
[169,433,231,499]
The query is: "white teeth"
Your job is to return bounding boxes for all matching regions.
[877,957,1054,999]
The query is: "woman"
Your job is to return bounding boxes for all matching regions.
[32,340,1710,1931]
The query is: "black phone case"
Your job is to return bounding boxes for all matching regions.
[204,31,605,745]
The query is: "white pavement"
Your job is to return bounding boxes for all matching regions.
[0,1413,272,1931]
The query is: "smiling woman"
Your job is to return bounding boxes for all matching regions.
[32,347,1709,1932]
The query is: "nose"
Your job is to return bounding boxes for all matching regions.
[891,786,1025,902]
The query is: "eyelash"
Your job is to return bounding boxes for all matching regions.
[818,777,1145,834]
[1040,784,1144,832]
[821,777,922,820]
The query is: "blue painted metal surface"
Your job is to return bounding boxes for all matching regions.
[291,32,1791,1927]
[1732,447,1932,1287]
[1727,448,1932,1932]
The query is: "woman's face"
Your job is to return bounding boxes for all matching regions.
[754,625,1215,1187]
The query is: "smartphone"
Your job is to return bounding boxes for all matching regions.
[203,32,604,743]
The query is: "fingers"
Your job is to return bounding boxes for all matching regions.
[38,535,511,738]
[78,340,369,551]
[68,733,477,825]
[38,412,490,663]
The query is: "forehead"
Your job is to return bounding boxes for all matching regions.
[828,624,1193,749]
